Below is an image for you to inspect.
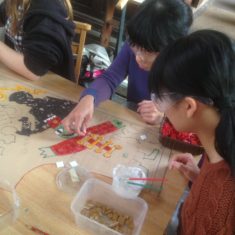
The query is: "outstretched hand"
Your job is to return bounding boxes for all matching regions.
[137,100,163,125]
[169,153,200,182]
[62,95,94,136]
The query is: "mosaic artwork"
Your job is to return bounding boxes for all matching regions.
[0,79,171,191]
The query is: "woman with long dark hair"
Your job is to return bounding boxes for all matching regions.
[149,29,235,234]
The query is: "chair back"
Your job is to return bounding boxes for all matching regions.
[72,21,91,84]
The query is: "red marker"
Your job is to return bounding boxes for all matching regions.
[128,177,167,182]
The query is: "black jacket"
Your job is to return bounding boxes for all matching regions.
[0,0,75,81]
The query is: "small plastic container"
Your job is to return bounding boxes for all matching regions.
[56,164,92,195]
[0,179,20,230]
[71,178,148,235]
[112,165,147,199]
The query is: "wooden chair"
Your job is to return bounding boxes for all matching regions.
[72,21,92,84]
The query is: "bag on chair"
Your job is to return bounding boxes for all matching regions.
[79,44,111,86]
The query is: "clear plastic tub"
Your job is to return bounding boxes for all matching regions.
[71,178,148,235]
[112,165,147,199]
[56,164,93,195]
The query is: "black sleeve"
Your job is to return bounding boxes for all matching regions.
[22,16,65,76]
[0,1,7,26]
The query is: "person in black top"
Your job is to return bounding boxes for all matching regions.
[0,0,75,81]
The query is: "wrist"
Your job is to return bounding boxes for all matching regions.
[82,95,95,104]
[80,88,97,103]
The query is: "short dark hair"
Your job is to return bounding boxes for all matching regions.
[149,29,235,174]
[126,0,192,52]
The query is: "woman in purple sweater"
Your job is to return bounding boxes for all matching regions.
[63,0,192,135]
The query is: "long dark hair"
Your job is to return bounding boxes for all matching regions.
[126,0,192,52]
[149,30,235,173]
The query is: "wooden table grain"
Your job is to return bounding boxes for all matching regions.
[0,64,187,235]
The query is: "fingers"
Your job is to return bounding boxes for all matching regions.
[178,164,191,177]
[169,153,200,181]
[168,153,193,169]
[75,114,92,136]
[137,100,154,113]
[171,153,194,163]
[63,113,88,136]
[173,160,200,182]
[62,95,94,136]
[137,100,163,125]
[62,114,83,135]
[73,115,87,136]
[140,113,159,125]
[169,160,190,175]
[169,160,182,170]
[62,115,76,133]
[169,158,192,181]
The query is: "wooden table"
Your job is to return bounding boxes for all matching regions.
[0,64,187,235]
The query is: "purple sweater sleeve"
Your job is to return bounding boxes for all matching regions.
[80,42,131,106]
